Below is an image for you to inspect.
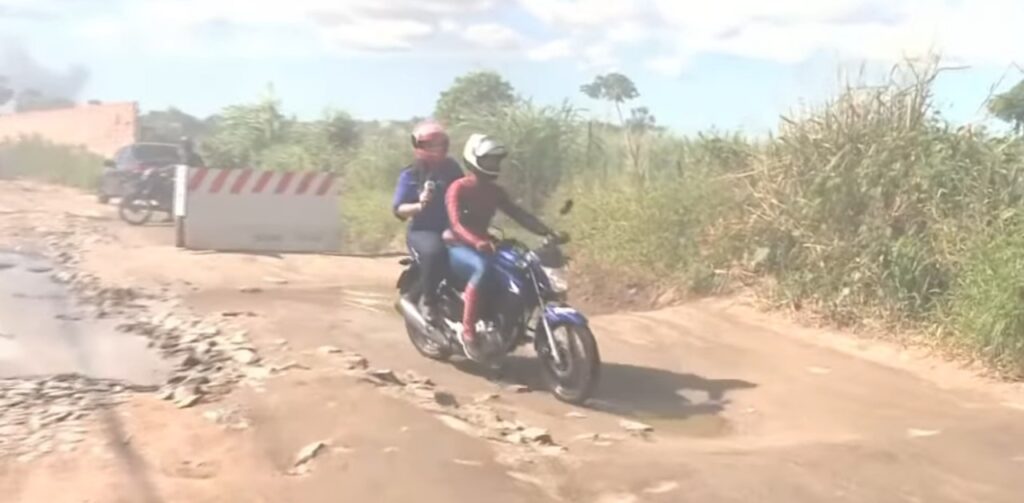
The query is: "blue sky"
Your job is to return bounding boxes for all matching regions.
[1,0,1022,134]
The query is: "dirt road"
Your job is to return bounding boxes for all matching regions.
[2,180,1024,502]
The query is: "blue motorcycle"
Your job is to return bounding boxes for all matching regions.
[395,201,601,404]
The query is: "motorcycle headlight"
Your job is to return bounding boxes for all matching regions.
[542,266,570,294]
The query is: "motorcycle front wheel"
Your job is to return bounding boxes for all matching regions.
[118,194,155,226]
[538,324,601,405]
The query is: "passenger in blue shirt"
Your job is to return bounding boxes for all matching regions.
[392,120,464,324]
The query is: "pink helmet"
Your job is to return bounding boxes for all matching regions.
[411,120,450,165]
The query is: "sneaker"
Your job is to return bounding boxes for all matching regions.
[457,330,487,363]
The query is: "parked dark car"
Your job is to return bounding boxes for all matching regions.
[97,142,182,204]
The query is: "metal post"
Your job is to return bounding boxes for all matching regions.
[173,164,187,248]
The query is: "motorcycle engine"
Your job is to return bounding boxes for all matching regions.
[476,320,510,355]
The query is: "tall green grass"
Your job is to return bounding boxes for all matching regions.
[421,59,1024,375]
[0,135,104,189]
[944,225,1024,375]
[337,125,411,253]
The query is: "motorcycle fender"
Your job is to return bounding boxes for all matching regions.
[543,304,589,327]
[396,266,418,291]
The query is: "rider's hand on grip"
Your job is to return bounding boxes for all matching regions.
[548,232,570,245]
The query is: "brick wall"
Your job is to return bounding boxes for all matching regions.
[0,102,139,158]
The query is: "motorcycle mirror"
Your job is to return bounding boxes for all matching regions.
[558,199,574,215]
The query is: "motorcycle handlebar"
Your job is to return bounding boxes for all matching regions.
[499,232,569,251]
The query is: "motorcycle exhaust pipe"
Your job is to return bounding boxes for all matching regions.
[395,297,450,347]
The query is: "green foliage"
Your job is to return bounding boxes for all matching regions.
[339,188,402,254]
[945,224,1024,376]
[344,125,412,190]
[0,135,103,189]
[988,78,1024,134]
[438,61,1024,375]
[202,91,290,169]
[580,73,639,104]
[739,60,1024,331]
[627,107,656,133]
[435,71,517,126]
[139,107,209,143]
[451,99,580,211]
[565,173,718,278]
[335,125,412,252]
[198,91,361,173]
[320,109,361,150]
[580,73,648,176]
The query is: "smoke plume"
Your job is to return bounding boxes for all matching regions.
[0,44,89,100]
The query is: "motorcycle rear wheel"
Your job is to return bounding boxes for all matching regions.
[401,282,452,361]
[118,194,154,226]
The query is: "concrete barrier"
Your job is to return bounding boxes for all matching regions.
[177,167,342,253]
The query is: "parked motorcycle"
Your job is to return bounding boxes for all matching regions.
[118,165,175,225]
[394,200,600,404]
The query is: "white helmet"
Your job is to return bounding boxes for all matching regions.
[462,133,508,177]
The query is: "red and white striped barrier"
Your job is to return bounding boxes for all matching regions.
[175,167,342,253]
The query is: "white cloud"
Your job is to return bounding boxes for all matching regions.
[519,0,1024,71]
[66,0,504,54]
[12,0,1024,71]
[322,19,435,51]
[519,0,640,27]
[607,22,650,44]
[439,19,460,33]
[527,39,574,61]
[460,23,524,50]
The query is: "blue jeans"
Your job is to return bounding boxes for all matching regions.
[447,245,492,289]
[447,244,493,337]
[407,230,446,303]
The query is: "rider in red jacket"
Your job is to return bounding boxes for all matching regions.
[445,134,556,361]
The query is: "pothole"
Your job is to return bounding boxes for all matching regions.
[0,249,170,385]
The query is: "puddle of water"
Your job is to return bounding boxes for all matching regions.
[0,250,170,386]
[189,285,395,313]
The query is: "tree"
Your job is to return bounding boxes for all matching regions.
[272,109,362,173]
[580,73,639,125]
[14,88,74,113]
[435,70,517,126]
[989,79,1024,134]
[580,73,644,174]
[139,107,208,143]
[321,109,360,150]
[202,90,289,169]
[201,85,360,172]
